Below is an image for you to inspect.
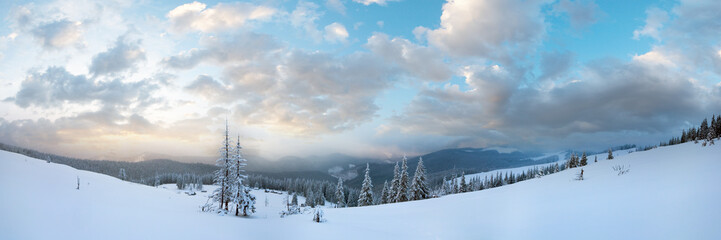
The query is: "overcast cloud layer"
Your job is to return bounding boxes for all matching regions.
[0,0,719,162]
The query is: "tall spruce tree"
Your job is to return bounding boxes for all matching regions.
[390,161,400,202]
[212,121,233,211]
[335,177,346,208]
[459,173,467,193]
[357,163,374,207]
[395,156,410,202]
[231,135,254,216]
[715,115,721,138]
[700,118,709,140]
[607,148,614,160]
[380,180,390,204]
[580,152,588,166]
[410,157,429,200]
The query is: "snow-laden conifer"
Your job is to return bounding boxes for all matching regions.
[212,122,233,211]
[335,177,346,208]
[390,161,400,202]
[607,148,614,160]
[580,152,588,166]
[380,180,390,204]
[410,157,429,200]
[395,156,410,202]
[357,163,374,207]
[231,135,255,216]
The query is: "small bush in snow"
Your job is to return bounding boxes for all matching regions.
[612,165,630,176]
[574,169,584,181]
[312,208,325,223]
[279,205,301,218]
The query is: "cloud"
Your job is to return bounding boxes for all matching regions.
[184,75,234,103]
[633,8,668,40]
[538,51,575,81]
[391,57,712,150]
[11,67,159,109]
[89,36,146,76]
[427,0,550,63]
[552,0,602,30]
[366,33,451,82]
[31,19,84,49]
[324,22,349,43]
[352,0,398,6]
[178,45,396,135]
[167,1,276,33]
[162,32,281,70]
[326,0,346,14]
[290,1,324,42]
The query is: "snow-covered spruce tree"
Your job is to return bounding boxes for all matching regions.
[567,153,578,168]
[390,161,400,203]
[699,118,709,140]
[358,163,374,207]
[119,168,127,181]
[715,115,721,138]
[212,122,234,212]
[306,190,315,207]
[291,193,299,206]
[607,148,614,160]
[232,135,255,216]
[459,173,468,193]
[705,128,716,146]
[395,157,410,202]
[335,177,346,208]
[410,157,429,200]
[380,180,390,204]
[441,177,449,195]
[580,152,588,166]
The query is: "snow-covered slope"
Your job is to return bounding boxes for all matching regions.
[1,142,720,239]
[458,148,635,182]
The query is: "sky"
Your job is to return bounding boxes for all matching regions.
[0,0,719,162]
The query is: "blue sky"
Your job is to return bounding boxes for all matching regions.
[0,0,719,162]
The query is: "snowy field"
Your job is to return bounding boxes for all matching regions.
[457,148,635,182]
[1,142,720,239]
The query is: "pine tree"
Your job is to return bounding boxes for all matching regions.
[291,193,298,206]
[700,118,709,140]
[357,163,374,207]
[395,156,410,202]
[607,148,614,160]
[706,126,716,146]
[231,135,254,216]
[580,152,588,166]
[335,178,345,208]
[118,168,127,181]
[715,115,721,138]
[568,153,578,168]
[459,173,467,193]
[212,122,233,211]
[441,177,449,195]
[410,157,429,200]
[306,190,315,207]
[390,161,400,202]
[380,180,390,204]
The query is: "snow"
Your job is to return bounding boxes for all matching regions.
[459,148,635,182]
[2,142,720,239]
